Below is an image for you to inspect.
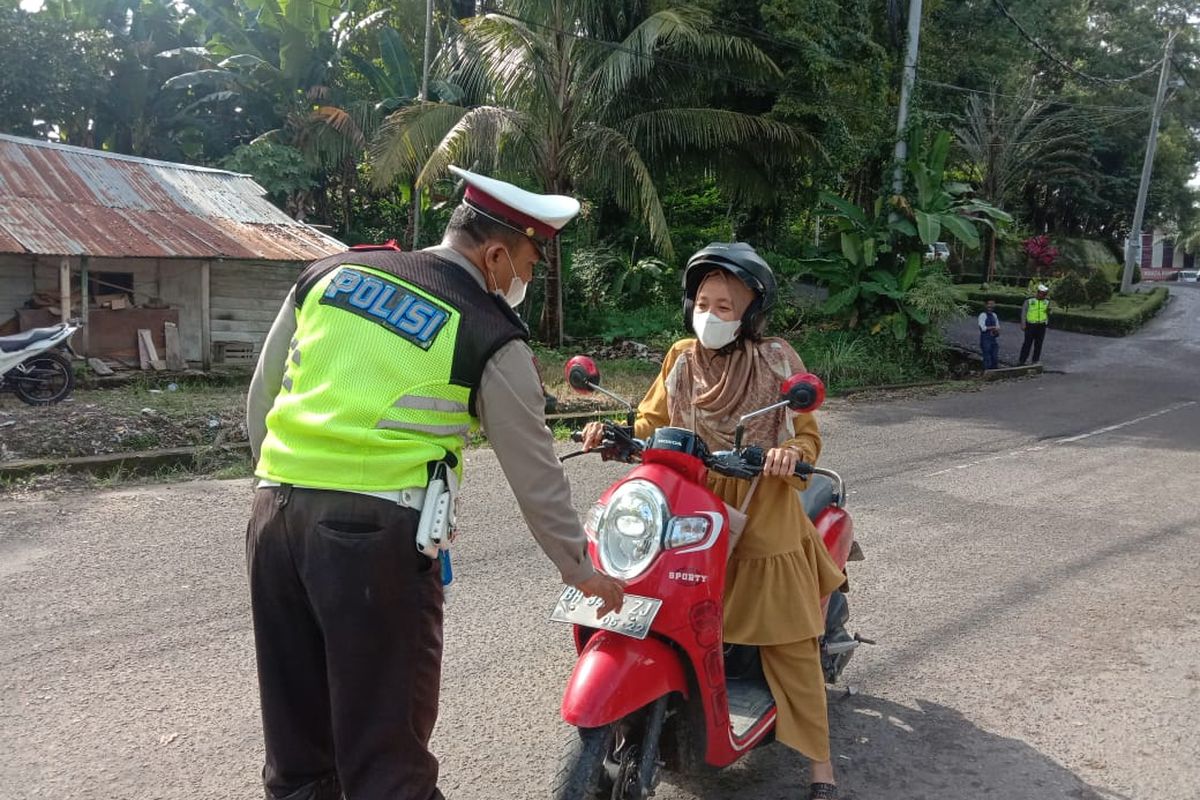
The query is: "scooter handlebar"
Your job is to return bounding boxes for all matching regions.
[708,446,814,480]
[560,423,642,464]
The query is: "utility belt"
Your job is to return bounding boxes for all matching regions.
[257,462,457,585]
[256,480,428,511]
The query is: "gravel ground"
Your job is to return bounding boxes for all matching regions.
[2,286,1198,800]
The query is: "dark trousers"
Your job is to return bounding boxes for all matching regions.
[1019,323,1047,364]
[247,487,445,800]
[980,333,1000,370]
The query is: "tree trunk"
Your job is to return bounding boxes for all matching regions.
[408,180,419,249]
[539,240,564,346]
[342,159,355,237]
[986,228,997,285]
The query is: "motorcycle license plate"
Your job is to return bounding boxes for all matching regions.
[550,587,662,640]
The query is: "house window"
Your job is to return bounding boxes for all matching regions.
[89,272,134,302]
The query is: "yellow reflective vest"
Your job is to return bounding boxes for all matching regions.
[1026,298,1049,324]
[256,250,527,492]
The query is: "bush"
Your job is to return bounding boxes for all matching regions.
[1094,262,1123,284]
[1059,261,1098,279]
[221,141,314,206]
[1084,271,1114,308]
[959,287,1168,336]
[1053,273,1088,309]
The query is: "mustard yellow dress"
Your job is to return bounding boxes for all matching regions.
[635,340,845,761]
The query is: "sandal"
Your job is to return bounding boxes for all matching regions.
[809,782,839,800]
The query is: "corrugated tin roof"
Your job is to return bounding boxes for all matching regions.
[0,133,346,261]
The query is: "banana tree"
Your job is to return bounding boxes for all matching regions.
[811,130,1011,339]
[900,130,1012,252]
[806,192,918,330]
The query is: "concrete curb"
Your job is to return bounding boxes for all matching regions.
[982,364,1044,381]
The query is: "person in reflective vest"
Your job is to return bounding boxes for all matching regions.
[1019,284,1051,365]
[978,298,1001,370]
[244,166,624,800]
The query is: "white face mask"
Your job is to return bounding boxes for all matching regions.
[498,248,528,308]
[692,310,741,350]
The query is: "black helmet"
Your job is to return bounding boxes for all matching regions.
[682,242,778,339]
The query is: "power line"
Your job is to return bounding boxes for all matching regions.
[989,0,1165,85]
[919,78,1152,112]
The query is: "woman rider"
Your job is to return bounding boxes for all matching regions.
[583,242,845,799]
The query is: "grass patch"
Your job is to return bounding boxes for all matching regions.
[535,348,662,410]
[792,330,948,391]
[954,286,1169,336]
[213,461,256,480]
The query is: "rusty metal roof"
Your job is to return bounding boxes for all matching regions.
[0,133,346,261]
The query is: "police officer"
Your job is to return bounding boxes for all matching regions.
[245,166,625,800]
[1019,283,1051,365]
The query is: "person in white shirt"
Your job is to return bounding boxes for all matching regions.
[978,298,1001,370]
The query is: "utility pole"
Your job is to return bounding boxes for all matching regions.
[1121,31,1176,294]
[891,0,923,196]
[411,0,434,249]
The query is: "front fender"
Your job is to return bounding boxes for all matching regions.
[561,631,689,729]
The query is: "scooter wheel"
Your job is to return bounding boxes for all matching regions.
[14,351,75,406]
[553,725,616,800]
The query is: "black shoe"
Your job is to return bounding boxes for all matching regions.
[809,783,840,799]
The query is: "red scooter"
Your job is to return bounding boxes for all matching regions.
[550,356,866,800]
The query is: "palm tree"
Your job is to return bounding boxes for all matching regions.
[954,85,1090,282]
[171,0,433,230]
[369,0,808,344]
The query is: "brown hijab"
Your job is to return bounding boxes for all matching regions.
[667,271,806,449]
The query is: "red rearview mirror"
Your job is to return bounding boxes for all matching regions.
[781,372,825,413]
[565,355,601,394]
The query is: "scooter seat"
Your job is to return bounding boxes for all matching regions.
[800,474,836,521]
[0,325,63,353]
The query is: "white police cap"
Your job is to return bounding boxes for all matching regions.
[449,165,580,243]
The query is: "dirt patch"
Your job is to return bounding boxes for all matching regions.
[0,381,248,462]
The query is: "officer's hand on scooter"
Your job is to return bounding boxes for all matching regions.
[575,573,625,618]
[580,421,606,451]
[762,446,800,478]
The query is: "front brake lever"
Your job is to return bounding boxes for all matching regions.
[559,449,589,463]
[707,449,758,480]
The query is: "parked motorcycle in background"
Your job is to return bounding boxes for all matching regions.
[0,323,80,405]
[551,356,868,800]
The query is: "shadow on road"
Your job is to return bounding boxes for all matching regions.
[659,693,1123,800]
[827,692,1125,800]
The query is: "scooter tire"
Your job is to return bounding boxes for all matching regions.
[553,725,615,800]
[13,350,75,406]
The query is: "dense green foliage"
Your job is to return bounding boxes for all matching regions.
[2,0,1196,359]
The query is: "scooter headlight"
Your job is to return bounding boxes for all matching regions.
[597,479,666,580]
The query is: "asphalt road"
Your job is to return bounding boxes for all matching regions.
[2,285,1198,800]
